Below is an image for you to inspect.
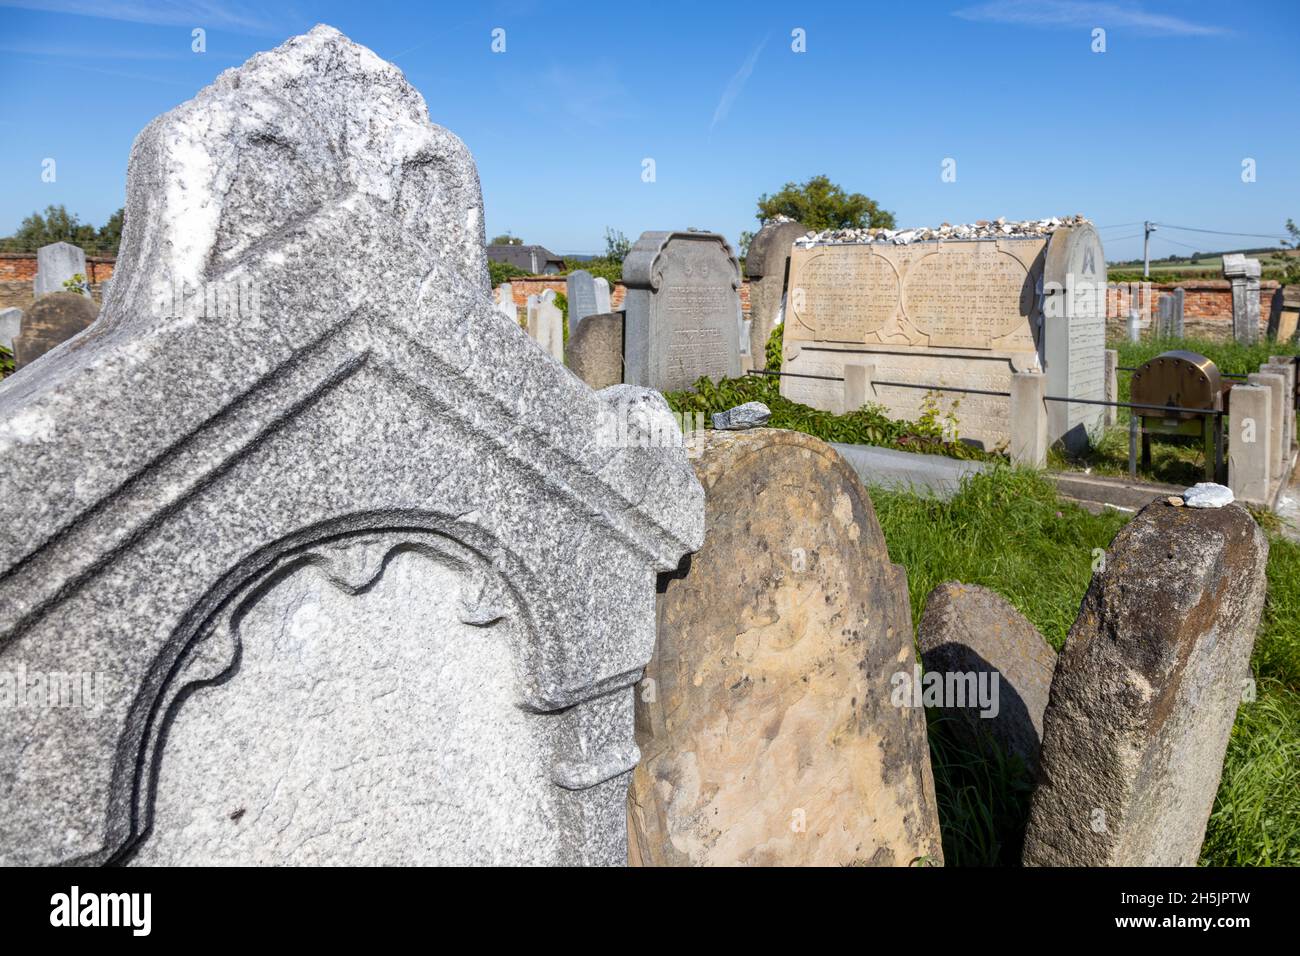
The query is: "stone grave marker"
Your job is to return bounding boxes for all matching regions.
[622,231,743,392]
[1156,290,1185,338]
[493,282,518,325]
[1223,253,1262,346]
[745,219,806,362]
[0,307,20,354]
[1022,498,1268,866]
[917,582,1056,775]
[1268,285,1300,342]
[12,291,99,370]
[565,269,611,337]
[0,25,704,867]
[32,242,90,298]
[565,311,623,389]
[526,289,564,362]
[629,428,943,866]
[781,221,1105,452]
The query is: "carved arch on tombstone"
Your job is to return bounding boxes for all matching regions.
[99,509,544,865]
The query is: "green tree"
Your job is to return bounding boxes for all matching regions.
[755,174,895,232]
[490,233,523,245]
[603,227,631,263]
[97,208,125,253]
[1282,219,1300,285]
[1,205,125,254]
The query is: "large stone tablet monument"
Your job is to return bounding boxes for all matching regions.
[1022,499,1267,866]
[33,242,90,298]
[629,429,943,866]
[0,26,704,867]
[12,291,99,369]
[622,231,743,392]
[780,220,1106,451]
[745,218,806,362]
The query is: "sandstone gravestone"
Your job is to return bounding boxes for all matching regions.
[565,269,611,336]
[1022,498,1268,866]
[1223,253,1262,346]
[746,219,806,361]
[1267,285,1299,342]
[32,242,90,298]
[629,428,943,866]
[12,291,99,370]
[781,222,1106,452]
[493,282,518,325]
[566,310,623,389]
[917,582,1056,775]
[526,289,564,362]
[622,231,743,392]
[0,307,20,354]
[0,25,704,867]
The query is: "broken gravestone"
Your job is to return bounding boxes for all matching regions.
[917,582,1056,775]
[629,428,943,866]
[565,310,623,389]
[1022,498,1268,866]
[12,291,99,370]
[0,25,704,867]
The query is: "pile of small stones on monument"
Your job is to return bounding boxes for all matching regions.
[0,26,1270,868]
[793,214,1092,246]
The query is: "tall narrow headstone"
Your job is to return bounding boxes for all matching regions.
[0,25,704,867]
[527,289,564,362]
[1223,254,1262,345]
[1022,499,1268,866]
[745,219,806,362]
[493,282,518,325]
[32,242,90,298]
[565,269,611,337]
[629,428,943,866]
[622,231,743,392]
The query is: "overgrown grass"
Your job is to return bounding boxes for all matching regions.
[870,467,1300,866]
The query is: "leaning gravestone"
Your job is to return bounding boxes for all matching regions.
[565,269,611,337]
[32,242,90,298]
[1223,253,1262,346]
[526,289,564,362]
[745,218,806,362]
[917,582,1056,775]
[781,219,1105,452]
[0,307,20,354]
[12,291,99,369]
[1022,498,1268,866]
[629,428,943,866]
[622,231,743,392]
[566,311,623,389]
[0,25,704,867]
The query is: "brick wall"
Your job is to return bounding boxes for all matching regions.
[1105,280,1282,342]
[0,252,115,312]
[499,274,751,317]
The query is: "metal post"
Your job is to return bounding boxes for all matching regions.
[1129,414,1139,477]
[1143,221,1157,279]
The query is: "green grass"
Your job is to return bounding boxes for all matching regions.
[870,466,1300,866]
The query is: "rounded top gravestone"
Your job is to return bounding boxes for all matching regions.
[13,291,99,370]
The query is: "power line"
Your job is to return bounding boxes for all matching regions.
[1094,222,1143,231]
[1153,222,1289,242]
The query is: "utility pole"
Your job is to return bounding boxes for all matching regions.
[1143,221,1157,278]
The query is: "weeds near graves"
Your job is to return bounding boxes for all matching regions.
[872,467,1300,866]
[0,345,12,379]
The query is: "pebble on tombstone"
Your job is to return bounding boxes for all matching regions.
[565,311,623,389]
[917,582,1056,776]
[1021,497,1268,867]
[0,25,704,867]
[12,291,99,369]
[629,428,944,867]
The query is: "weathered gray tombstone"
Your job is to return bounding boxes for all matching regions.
[1267,286,1299,342]
[1040,223,1108,451]
[566,311,623,389]
[12,291,99,370]
[0,307,20,354]
[918,582,1056,776]
[565,270,611,337]
[1223,253,1262,345]
[493,282,517,325]
[745,219,806,362]
[0,25,704,867]
[32,242,90,298]
[526,289,564,362]
[1022,498,1268,866]
[1172,287,1186,337]
[622,231,743,392]
[629,428,944,866]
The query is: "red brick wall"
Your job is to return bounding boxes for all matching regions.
[1106,280,1281,341]
[499,275,752,316]
[0,252,116,283]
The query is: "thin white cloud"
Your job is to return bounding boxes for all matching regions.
[0,0,283,34]
[710,37,766,131]
[952,1,1227,37]
[530,61,632,126]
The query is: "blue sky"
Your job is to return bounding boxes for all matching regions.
[0,0,1296,262]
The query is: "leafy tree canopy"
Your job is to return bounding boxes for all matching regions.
[490,233,523,245]
[756,175,895,232]
[0,204,125,255]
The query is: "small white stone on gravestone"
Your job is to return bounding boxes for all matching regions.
[1182,482,1234,509]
